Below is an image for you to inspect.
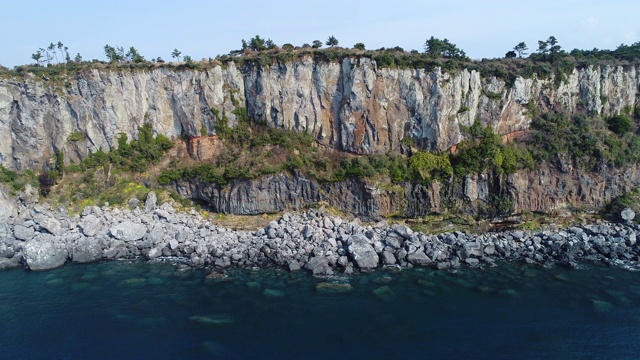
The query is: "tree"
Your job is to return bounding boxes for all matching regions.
[536,36,562,61]
[247,35,275,51]
[311,40,323,49]
[56,41,64,62]
[31,50,43,66]
[353,42,366,51]
[171,48,182,61]
[264,39,275,49]
[40,47,52,65]
[74,53,82,63]
[513,42,528,57]
[48,42,57,63]
[547,36,562,60]
[326,35,339,48]
[126,47,145,63]
[104,44,120,63]
[537,40,549,60]
[424,36,467,59]
[505,50,517,59]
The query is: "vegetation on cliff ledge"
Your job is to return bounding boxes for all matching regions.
[2,35,639,90]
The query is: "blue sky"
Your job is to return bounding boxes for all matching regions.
[1,0,638,67]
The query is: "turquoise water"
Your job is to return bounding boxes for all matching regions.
[1,261,640,359]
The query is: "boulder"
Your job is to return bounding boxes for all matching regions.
[23,238,68,270]
[461,241,483,259]
[110,221,147,242]
[146,246,163,260]
[316,282,353,293]
[381,251,397,265]
[145,191,157,212]
[13,224,35,241]
[407,251,432,266]
[79,215,102,237]
[71,237,103,263]
[304,256,333,276]
[392,224,413,239]
[288,260,301,272]
[0,256,21,270]
[32,213,62,236]
[347,234,379,270]
[621,208,636,222]
[0,186,18,221]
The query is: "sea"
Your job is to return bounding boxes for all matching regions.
[1,260,639,359]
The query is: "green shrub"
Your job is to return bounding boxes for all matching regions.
[409,151,452,182]
[67,131,85,142]
[607,115,632,135]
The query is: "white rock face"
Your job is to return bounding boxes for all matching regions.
[0,60,637,169]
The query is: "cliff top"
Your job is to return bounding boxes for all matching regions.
[2,39,640,87]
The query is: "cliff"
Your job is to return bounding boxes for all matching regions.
[1,59,637,170]
[1,58,639,219]
[171,162,640,220]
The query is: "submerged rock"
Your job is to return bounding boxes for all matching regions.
[315,282,353,293]
[262,289,285,298]
[189,315,233,326]
[372,285,396,302]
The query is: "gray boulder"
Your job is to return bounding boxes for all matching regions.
[146,246,163,260]
[0,186,17,221]
[0,256,21,270]
[381,251,397,265]
[304,256,333,276]
[407,251,432,266]
[145,191,157,212]
[23,238,68,270]
[347,234,379,270]
[461,241,483,259]
[32,213,62,236]
[110,221,147,242]
[71,237,103,263]
[13,224,36,241]
[79,215,102,237]
[621,208,636,222]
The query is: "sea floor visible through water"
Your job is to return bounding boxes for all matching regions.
[1,260,639,359]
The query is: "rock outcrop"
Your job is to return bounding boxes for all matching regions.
[171,162,640,220]
[1,60,637,170]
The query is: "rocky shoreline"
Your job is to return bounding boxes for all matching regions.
[1,191,640,273]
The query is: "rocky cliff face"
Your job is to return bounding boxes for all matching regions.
[1,59,638,170]
[170,161,640,220]
[173,173,403,221]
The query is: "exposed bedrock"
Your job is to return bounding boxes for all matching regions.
[1,59,637,170]
[171,163,640,220]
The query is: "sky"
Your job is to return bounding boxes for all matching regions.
[1,0,638,67]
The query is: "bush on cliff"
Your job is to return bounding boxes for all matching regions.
[70,123,173,174]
